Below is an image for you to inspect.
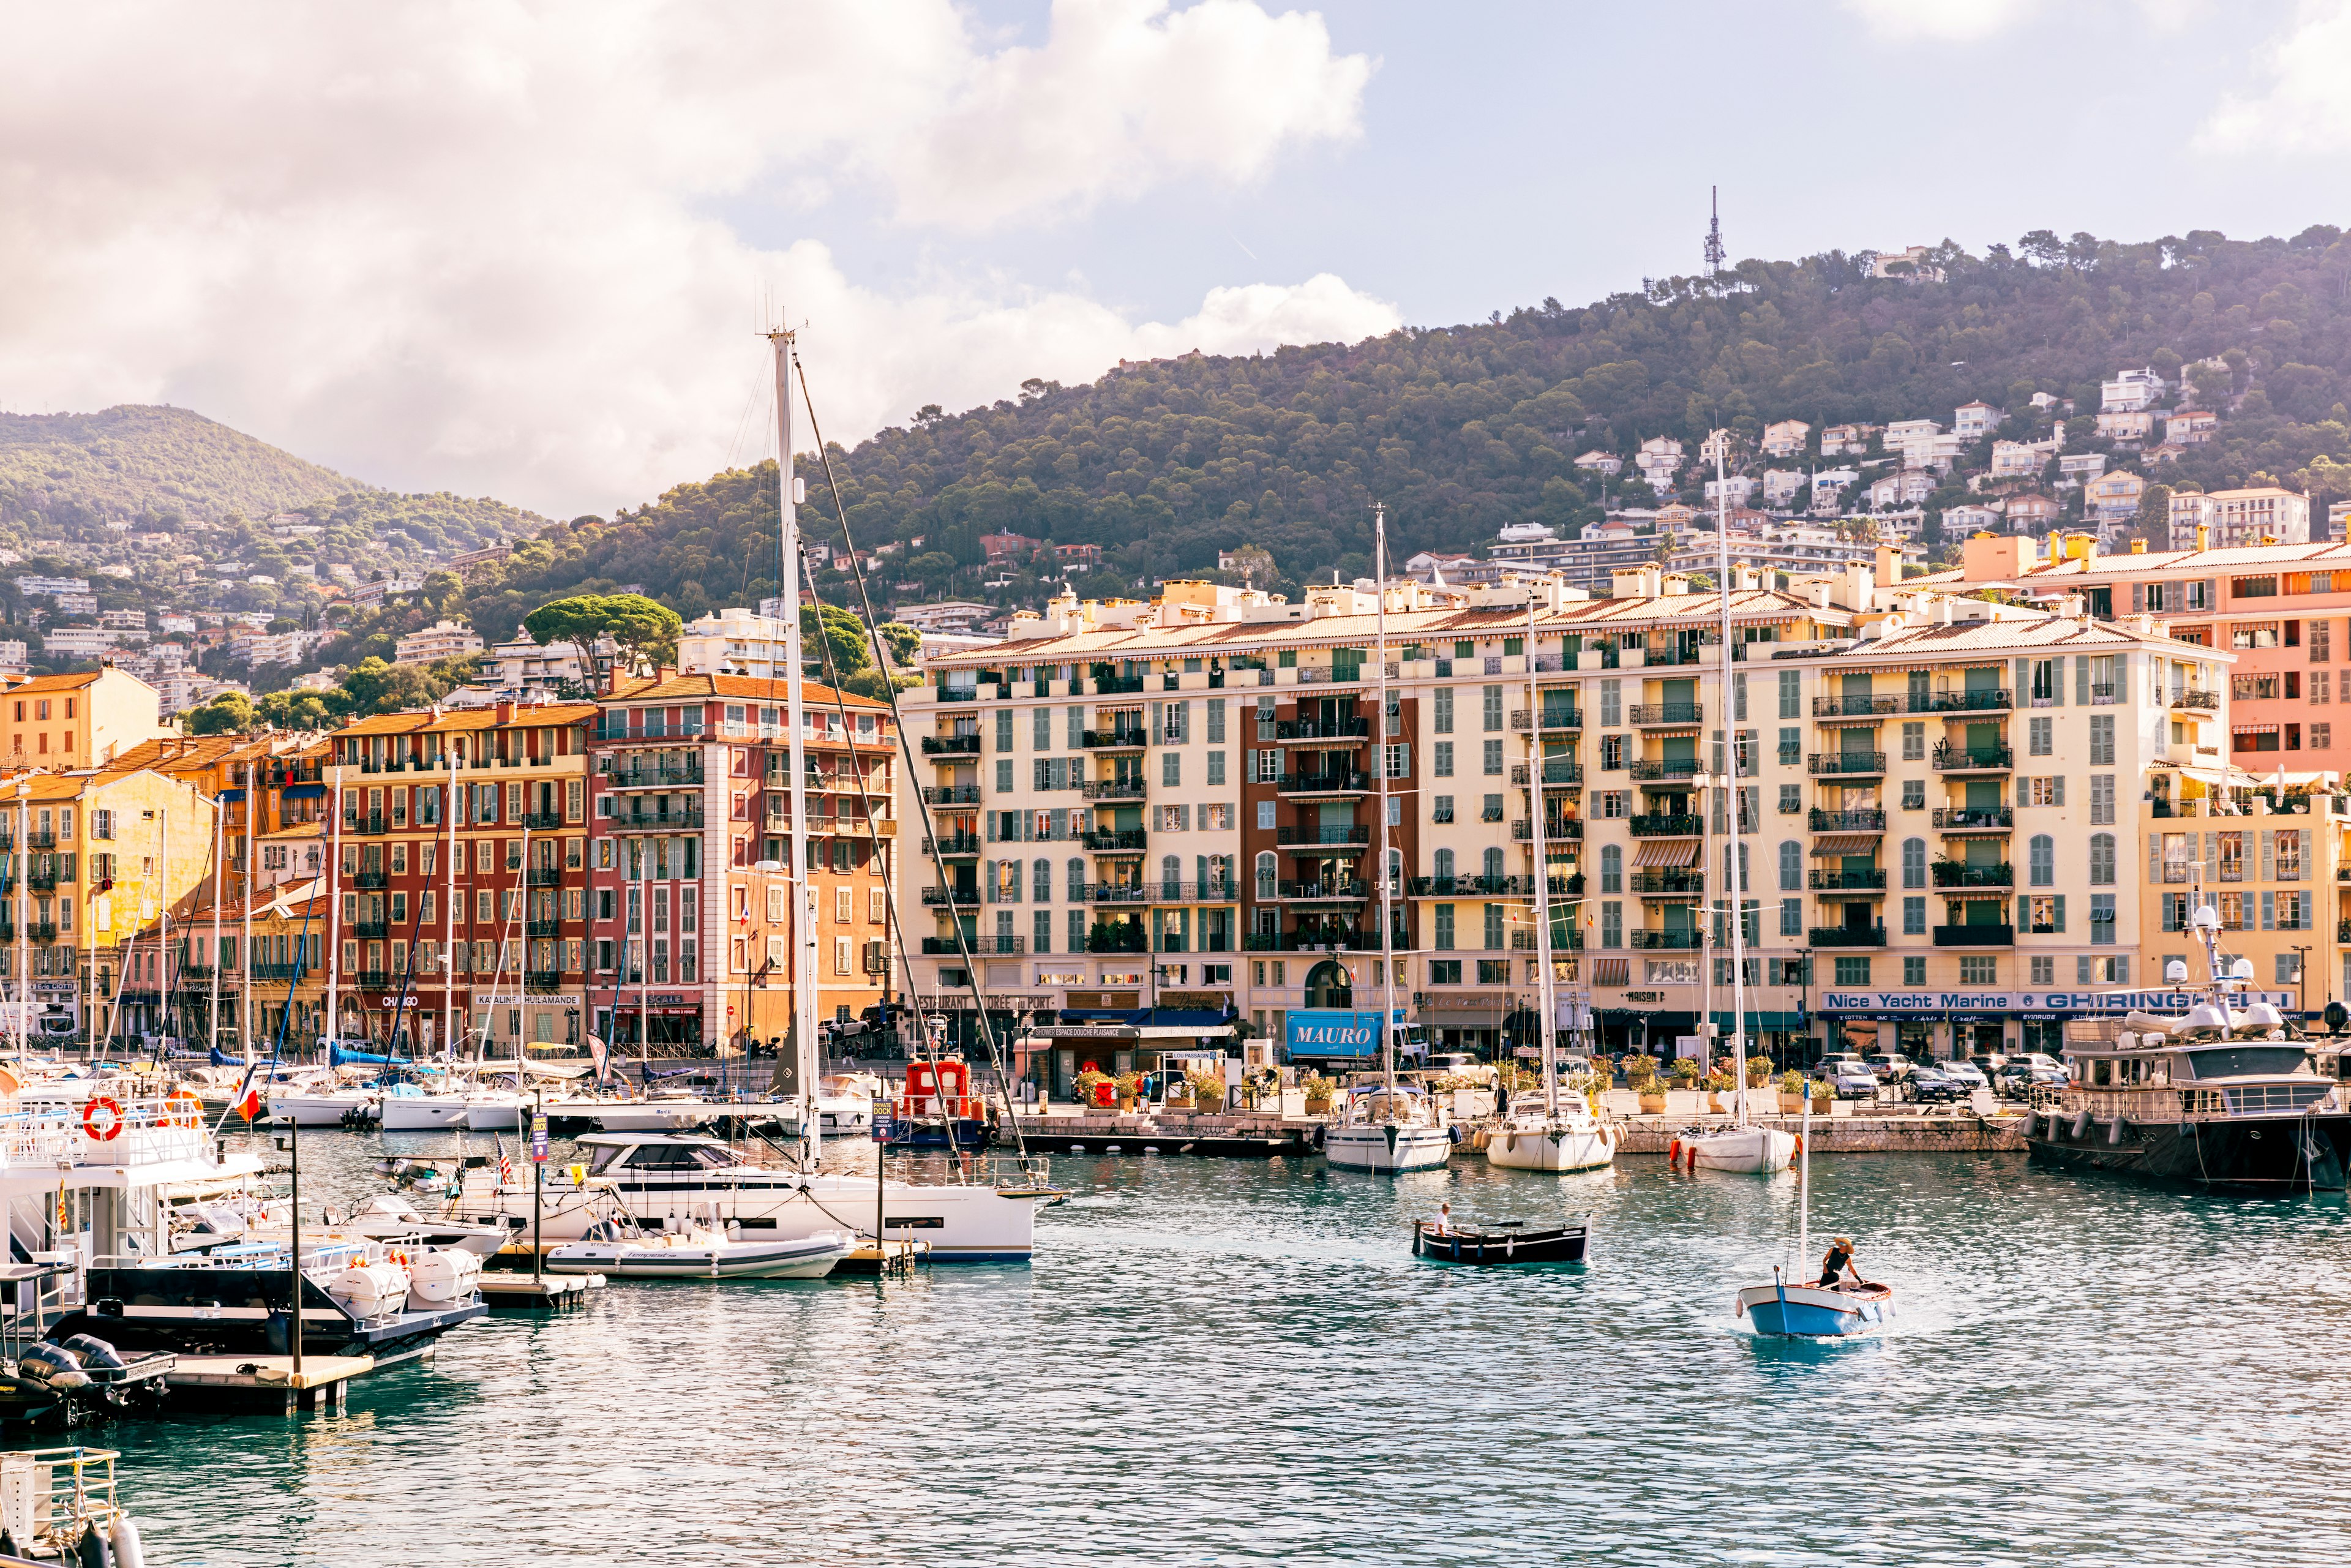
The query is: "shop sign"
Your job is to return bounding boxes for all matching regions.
[1816,988,2294,1016]
[1284,1008,1402,1058]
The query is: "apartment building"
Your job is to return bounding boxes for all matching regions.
[0,668,170,771]
[675,609,794,680]
[904,566,2223,1084]
[394,619,486,667]
[2102,367,2165,412]
[323,701,597,1055]
[2169,487,2311,549]
[1954,402,2002,440]
[587,674,895,1053]
[2139,784,2342,1019]
[1760,421,1809,458]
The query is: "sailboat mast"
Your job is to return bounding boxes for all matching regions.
[770,327,820,1169]
[1373,503,1398,1096]
[1714,430,1750,1125]
[1526,594,1558,1119]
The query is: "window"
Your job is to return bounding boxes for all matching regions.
[1206,751,1225,786]
[2279,953,2305,985]
[1428,959,1461,985]
[1777,840,1801,890]
[1599,679,1621,727]
[1256,800,1276,830]
[1432,794,1454,823]
[1595,790,1628,818]
[2090,775,2114,825]
[1903,955,1925,985]
[1483,793,1503,822]
[2278,829,2304,879]
[1901,722,1925,761]
[2089,714,2115,766]
[2088,833,2115,885]
[1901,778,1924,809]
[1778,726,1800,765]
[2026,895,2065,934]
[2028,834,2055,887]
[2317,724,2334,750]
[1959,956,1998,985]
[1482,686,1504,732]
[1434,741,1454,777]
[1779,784,1801,814]
[1833,956,1871,986]
[1483,903,1504,950]
[1901,837,1926,888]
[2027,776,2063,807]
[1433,904,1454,950]
[1779,670,1799,719]
[1600,901,1622,948]
[1476,959,1510,985]
[1162,752,1180,788]
[1600,735,1626,770]
[2029,716,2052,757]
[1780,898,1800,936]
[2218,830,2244,881]
[2090,893,2116,944]
[1482,739,1503,776]
[996,760,1013,792]
[2031,956,2055,985]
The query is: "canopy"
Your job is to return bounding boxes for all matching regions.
[1810,835,1881,857]
[1632,840,1700,868]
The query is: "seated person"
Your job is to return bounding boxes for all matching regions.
[1818,1234,1859,1289]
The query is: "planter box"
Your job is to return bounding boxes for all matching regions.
[1829,1098,1854,1119]
[1779,1092,1810,1114]
[1637,1095,1668,1114]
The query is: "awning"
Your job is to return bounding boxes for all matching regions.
[1633,840,1700,868]
[1811,835,1881,857]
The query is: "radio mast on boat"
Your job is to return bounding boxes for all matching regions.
[768,325,821,1171]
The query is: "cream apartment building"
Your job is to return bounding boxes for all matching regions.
[902,563,2234,1085]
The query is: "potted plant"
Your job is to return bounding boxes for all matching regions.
[1074,1065,1112,1109]
[1301,1071,1335,1115]
[1186,1069,1226,1114]
[1779,1070,1810,1114]
[1745,1054,1775,1089]
[1114,1071,1144,1111]
[1810,1077,1835,1113]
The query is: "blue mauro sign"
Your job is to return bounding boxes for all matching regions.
[1284,1009,1401,1057]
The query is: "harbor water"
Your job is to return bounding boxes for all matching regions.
[107,1133,2351,1565]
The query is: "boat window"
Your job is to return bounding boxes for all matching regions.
[2178,1046,2311,1080]
[586,1145,628,1176]
[626,1144,719,1169]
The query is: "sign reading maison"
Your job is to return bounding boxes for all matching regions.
[1816,988,2296,1016]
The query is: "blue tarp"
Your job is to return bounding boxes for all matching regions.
[330,1044,414,1067]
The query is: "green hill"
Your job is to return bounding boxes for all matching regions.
[437,223,2351,629]
[0,404,359,528]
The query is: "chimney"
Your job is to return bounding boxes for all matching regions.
[2195,521,2210,552]
[1874,544,1897,587]
[495,700,516,724]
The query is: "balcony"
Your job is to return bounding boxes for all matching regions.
[1240,929,1388,953]
[921,936,1027,955]
[1276,825,1371,847]
[1629,930,1703,950]
[1629,813,1703,838]
[2170,689,2220,711]
[527,919,565,939]
[350,921,391,940]
[1278,879,1370,901]
[21,831,54,851]
[1630,871,1704,896]
[26,869,56,893]
[1629,758,1704,781]
[355,970,394,990]
[1512,819,1586,842]
[1509,708,1584,732]
[1808,808,1886,833]
[920,734,982,756]
[920,887,980,907]
[1511,761,1585,787]
[25,923,55,945]
[1090,675,1147,696]
[1812,695,1902,717]
[1082,829,1148,852]
[618,805,704,830]
[1086,924,1149,953]
[1809,751,1887,777]
[525,971,566,994]
[1808,869,1886,890]
[1510,929,1586,951]
[527,868,564,888]
[1933,743,2014,772]
[1158,880,1240,904]
[1932,807,2012,831]
[1088,883,1153,906]
[920,786,983,806]
[602,762,704,789]
[347,814,387,836]
[1932,863,2013,888]
[1934,923,2015,947]
[923,834,981,858]
[1080,729,1149,750]
[252,963,304,982]
[1628,702,1703,727]
[1080,779,1147,800]
[1408,874,1580,897]
[1278,770,1371,796]
[1808,926,1887,948]
[354,871,389,890]
[1911,689,2012,714]
[523,811,568,831]
[1270,717,1370,743]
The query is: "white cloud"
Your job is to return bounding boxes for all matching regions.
[0,1,1378,516]
[2199,0,2351,153]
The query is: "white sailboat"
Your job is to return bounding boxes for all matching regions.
[1672,435,1793,1177]
[1324,504,1451,1175]
[1487,594,1615,1175]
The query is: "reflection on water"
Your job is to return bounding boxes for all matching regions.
[98,1133,2351,1566]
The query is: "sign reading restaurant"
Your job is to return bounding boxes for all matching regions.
[1817,988,2297,1016]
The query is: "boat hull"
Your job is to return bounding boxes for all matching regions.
[267,1093,372,1127]
[1484,1123,1614,1172]
[544,1232,849,1279]
[1736,1281,1891,1337]
[1684,1127,1796,1174]
[2026,1109,2351,1191]
[461,1098,531,1131]
[1324,1122,1452,1172]
[378,1098,471,1132]
[1412,1221,1588,1264]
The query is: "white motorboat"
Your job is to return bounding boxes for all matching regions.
[1674,1121,1796,1174]
[460,1089,532,1131]
[377,1087,473,1132]
[544,1217,851,1279]
[542,1095,717,1133]
[1325,1087,1452,1173]
[335,1193,518,1257]
[448,1133,1061,1261]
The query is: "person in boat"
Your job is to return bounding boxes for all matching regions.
[1430,1202,1455,1237]
[1817,1235,1875,1291]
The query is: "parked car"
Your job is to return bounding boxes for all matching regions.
[1997,1058,2068,1097]
[1810,1052,1870,1080]
[1940,1060,1990,1091]
[1865,1052,1915,1082]
[1905,1068,1967,1104]
[1827,1062,1879,1100]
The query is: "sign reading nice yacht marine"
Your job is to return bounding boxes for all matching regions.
[1816,988,2298,1016]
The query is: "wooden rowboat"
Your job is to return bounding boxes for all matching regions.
[1411,1218,1589,1265]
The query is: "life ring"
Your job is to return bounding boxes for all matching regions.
[1791,1133,1802,1155]
[165,1093,203,1129]
[81,1097,123,1142]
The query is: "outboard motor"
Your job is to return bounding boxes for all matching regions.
[58,1334,126,1372]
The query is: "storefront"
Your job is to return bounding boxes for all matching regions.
[1814,985,2299,1059]
[594,991,696,1051]
[1027,1011,1237,1101]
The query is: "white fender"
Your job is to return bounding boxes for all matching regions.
[112,1515,145,1568]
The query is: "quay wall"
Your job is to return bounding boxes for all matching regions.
[1608,1111,2027,1155]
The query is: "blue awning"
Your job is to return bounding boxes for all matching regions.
[282,784,327,799]
[219,788,246,802]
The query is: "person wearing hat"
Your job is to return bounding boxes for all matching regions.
[1818,1235,1860,1289]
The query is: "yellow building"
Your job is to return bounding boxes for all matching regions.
[0,768,219,1045]
[2139,774,2343,1017]
[1,667,170,771]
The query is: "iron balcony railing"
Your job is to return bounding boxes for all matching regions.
[350,921,391,940]
[1808,869,1886,890]
[1408,874,1581,897]
[601,761,705,787]
[1932,863,2014,888]
[1275,825,1370,847]
[526,971,566,993]
[1080,729,1149,749]
[1932,807,2012,830]
[527,868,564,888]
[923,835,981,857]
[354,870,389,890]
[2170,689,2220,711]
[920,887,980,907]
[921,735,982,755]
[1512,761,1586,787]
[1812,695,1902,716]
[523,811,568,831]
[1085,925,1149,953]
[1240,930,1390,952]
[1933,924,2015,946]
[252,962,304,981]
[1629,814,1703,837]
[921,786,983,806]
[1628,702,1704,726]
[1808,926,1887,947]
[526,919,564,939]
[1278,770,1372,795]
[1933,743,2014,771]
[1512,819,1585,841]
[1278,880,1370,901]
[1809,751,1888,776]
[1509,708,1584,732]
[1271,717,1370,741]
[1629,758,1704,781]
[1911,689,2012,713]
[1631,871,1704,895]
[1081,779,1147,800]
[1082,830,1148,852]
[617,806,703,830]
[1807,808,1885,832]
[921,936,1026,955]
[355,970,394,989]
[1629,930,1703,950]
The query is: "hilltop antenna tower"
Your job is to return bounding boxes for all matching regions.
[1704,186,1727,277]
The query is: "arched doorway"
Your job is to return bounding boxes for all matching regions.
[1303,959,1353,1009]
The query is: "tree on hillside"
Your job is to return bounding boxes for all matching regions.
[523,593,681,675]
[183,692,255,735]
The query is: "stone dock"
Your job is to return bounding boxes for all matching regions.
[1605,1108,2028,1155]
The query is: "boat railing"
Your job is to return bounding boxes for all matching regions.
[0,1098,216,1169]
[0,1447,124,1558]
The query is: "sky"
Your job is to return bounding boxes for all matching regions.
[4,0,2351,519]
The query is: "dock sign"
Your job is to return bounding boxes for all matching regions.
[530,1114,548,1163]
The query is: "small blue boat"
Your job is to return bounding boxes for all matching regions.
[1736,1267,1893,1337]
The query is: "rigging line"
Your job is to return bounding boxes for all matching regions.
[789,347,1034,1171]
[798,544,960,1164]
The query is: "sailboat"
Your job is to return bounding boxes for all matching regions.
[1488,596,1614,1174]
[1734,1106,1893,1335]
[1673,438,1793,1177]
[1322,505,1451,1176]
